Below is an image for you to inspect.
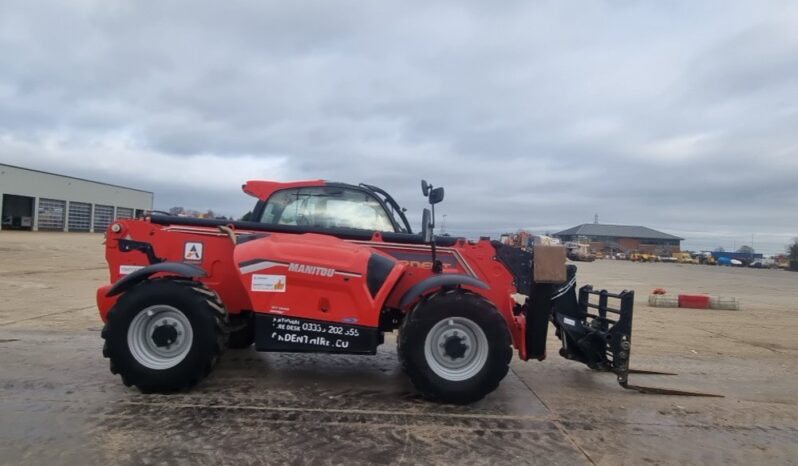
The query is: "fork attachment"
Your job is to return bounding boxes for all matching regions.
[553,282,635,382]
[551,269,721,397]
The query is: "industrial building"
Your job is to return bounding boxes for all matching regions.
[553,223,683,255]
[0,163,153,232]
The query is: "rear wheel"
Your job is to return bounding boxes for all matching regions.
[101,279,228,393]
[398,289,512,404]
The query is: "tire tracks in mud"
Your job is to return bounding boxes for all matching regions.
[511,367,597,465]
[0,266,106,277]
[700,329,798,354]
[0,394,586,465]
[0,305,96,326]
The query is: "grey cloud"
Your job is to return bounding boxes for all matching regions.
[1,0,797,254]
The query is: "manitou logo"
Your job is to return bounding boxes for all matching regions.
[288,263,335,277]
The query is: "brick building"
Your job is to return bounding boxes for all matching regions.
[553,223,683,255]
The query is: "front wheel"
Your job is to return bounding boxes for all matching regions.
[398,290,512,404]
[101,279,228,393]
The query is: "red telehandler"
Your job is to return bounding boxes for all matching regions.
[97,179,714,403]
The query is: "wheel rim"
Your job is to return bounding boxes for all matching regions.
[423,316,489,382]
[127,305,193,370]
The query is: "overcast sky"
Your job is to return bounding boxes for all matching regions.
[1,1,797,254]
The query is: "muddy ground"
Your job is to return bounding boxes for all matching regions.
[1,232,796,465]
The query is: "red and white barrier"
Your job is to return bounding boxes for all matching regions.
[648,292,741,310]
[678,294,710,309]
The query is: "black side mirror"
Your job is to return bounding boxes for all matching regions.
[421,180,430,197]
[421,208,432,242]
[428,187,444,205]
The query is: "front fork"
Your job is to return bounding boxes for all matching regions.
[530,265,721,397]
[553,281,634,386]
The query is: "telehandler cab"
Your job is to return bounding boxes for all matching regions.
[97,179,715,403]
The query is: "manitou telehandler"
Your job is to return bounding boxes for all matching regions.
[97,179,714,403]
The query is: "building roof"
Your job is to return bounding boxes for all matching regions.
[0,162,153,194]
[553,223,684,241]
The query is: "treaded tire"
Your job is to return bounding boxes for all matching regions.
[398,289,512,404]
[101,278,228,393]
[228,313,255,349]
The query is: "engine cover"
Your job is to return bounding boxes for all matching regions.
[233,233,404,353]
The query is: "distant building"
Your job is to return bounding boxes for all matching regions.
[553,223,683,255]
[0,163,153,232]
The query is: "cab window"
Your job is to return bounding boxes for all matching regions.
[259,187,396,232]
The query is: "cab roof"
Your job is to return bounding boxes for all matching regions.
[242,180,326,201]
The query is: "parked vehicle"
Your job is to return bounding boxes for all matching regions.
[672,252,698,264]
[630,253,659,263]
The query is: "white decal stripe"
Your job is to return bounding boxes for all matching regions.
[239,260,285,274]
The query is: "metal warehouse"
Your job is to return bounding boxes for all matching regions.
[0,163,153,232]
[553,223,683,255]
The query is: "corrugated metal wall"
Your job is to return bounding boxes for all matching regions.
[68,202,92,232]
[37,198,66,230]
[93,205,115,232]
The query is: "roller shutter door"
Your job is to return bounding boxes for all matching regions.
[93,205,114,232]
[38,198,66,231]
[116,207,134,220]
[67,202,92,232]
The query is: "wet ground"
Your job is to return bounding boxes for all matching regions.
[1,232,797,465]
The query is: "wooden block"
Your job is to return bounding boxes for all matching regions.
[533,245,567,284]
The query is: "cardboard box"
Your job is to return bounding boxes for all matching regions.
[533,245,567,283]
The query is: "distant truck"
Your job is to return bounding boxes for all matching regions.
[564,242,596,262]
[748,258,778,269]
[695,252,716,265]
[717,257,743,266]
[672,252,698,264]
[711,251,762,266]
[630,253,659,263]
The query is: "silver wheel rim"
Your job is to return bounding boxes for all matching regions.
[424,316,489,382]
[127,305,193,370]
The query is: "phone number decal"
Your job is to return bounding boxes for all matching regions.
[256,315,377,354]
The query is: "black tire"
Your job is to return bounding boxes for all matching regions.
[101,278,228,393]
[398,289,512,404]
[228,313,255,349]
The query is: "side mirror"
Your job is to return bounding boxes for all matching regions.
[421,208,432,242]
[428,187,444,205]
[421,179,430,197]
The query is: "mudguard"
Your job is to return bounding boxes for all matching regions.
[106,262,207,297]
[398,274,489,308]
